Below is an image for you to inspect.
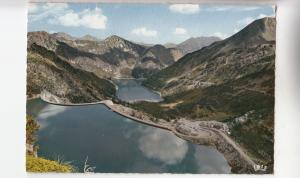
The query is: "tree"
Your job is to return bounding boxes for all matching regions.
[26,115,40,144]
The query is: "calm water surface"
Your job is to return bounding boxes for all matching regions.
[114,79,163,102]
[26,80,230,173]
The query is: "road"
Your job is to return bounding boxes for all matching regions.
[210,127,257,167]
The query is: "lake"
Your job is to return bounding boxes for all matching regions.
[114,79,163,102]
[26,79,231,173]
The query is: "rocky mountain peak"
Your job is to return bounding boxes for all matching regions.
[51,32,76,41]
[102,35,145,57]
[79,34,99,41]
[218,17,276,52]
[164,43,177,48]
[103,35,130,48]
[252,17,276,41]
[177,36,221,54]
[104,35,125,43]
[27,31,57,51]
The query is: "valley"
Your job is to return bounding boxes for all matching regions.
[27,17,275,174]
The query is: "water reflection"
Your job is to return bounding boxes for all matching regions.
[115,79,162,102]
[194,146,231,173]
[38,105,67,119]
[36,105,67,129]
[137,127,188,165]
[27,99,231,173]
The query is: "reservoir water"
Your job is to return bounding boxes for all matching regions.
[114,79,163,102]
[26,79,231,173]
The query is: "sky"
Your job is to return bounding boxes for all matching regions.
[28,3,275,44]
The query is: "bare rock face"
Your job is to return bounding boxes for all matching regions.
[79,34,100,41]
[28,31,58,51]
[51,32,77,42]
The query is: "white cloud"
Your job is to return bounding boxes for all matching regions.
[43,3,69,11]
[237,16,255,26]
[237,13,275,26]
[29,3,69,14]
[131,27,157,37]
[233,13,275,35]
[174,27,187,35]
[213,32,229,39]
[57,12,79,26]
[37,105,67,129]
[233,28,240,33]
[243,6,262,11]
[194,146,231,173]
[258,13,269,19]
[169,4,200,14]
[138,127,188,165]
[57,8,107,29]
[205,6,261,12]
[29,3,69,22]
[28,3,107,30]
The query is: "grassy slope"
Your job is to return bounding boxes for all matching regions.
[132,66,274,168]
[134,66,274,119]
[142,51,196,90]
[26,155,73,173]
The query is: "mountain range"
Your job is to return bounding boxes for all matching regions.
[27,17,275,171]
[27,30,220,100]
[144,17,275,95]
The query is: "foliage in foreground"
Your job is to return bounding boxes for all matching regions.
[26,115,39,144]
[26,155,73,173]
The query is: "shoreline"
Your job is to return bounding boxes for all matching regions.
[37,93,261,173]
[111,78,164,103]
[27,94,40,100]
[102,101,258,173]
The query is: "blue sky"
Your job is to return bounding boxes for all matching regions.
[28,3,275,44]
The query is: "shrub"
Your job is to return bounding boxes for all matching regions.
[26,155,73,172]
[26,115,39,144]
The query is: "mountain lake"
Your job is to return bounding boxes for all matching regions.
[26,79,231,173]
